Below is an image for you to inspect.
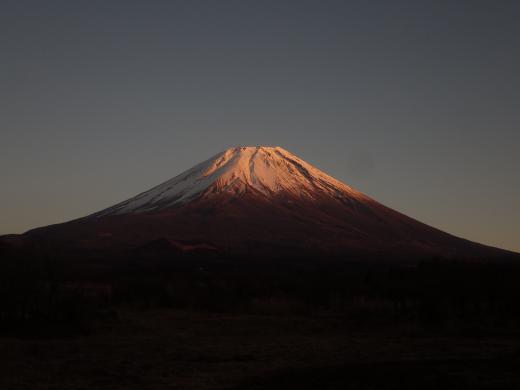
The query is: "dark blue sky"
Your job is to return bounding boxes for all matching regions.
[1,1,519,251]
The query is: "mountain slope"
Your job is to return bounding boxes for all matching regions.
[21,146,516,259]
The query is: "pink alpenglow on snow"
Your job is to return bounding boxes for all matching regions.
[92,146,365,217]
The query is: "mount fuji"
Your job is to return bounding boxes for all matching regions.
[15,146,516,259]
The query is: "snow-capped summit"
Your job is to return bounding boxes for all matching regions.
[93,146,366,217]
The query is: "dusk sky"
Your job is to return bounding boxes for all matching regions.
[1,1,519,252]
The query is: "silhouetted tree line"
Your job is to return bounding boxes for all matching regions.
[0,245,112,337]
[1,243,520,337]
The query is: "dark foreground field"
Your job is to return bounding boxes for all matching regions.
[2,308,520,390]
[1,248,520,389]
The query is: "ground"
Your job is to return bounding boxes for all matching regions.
[1,308,520,390]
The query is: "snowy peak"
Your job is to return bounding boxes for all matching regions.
[93,146,365,217]
[199,146,358,196]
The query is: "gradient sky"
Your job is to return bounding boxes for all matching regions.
[1,1,519,252]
